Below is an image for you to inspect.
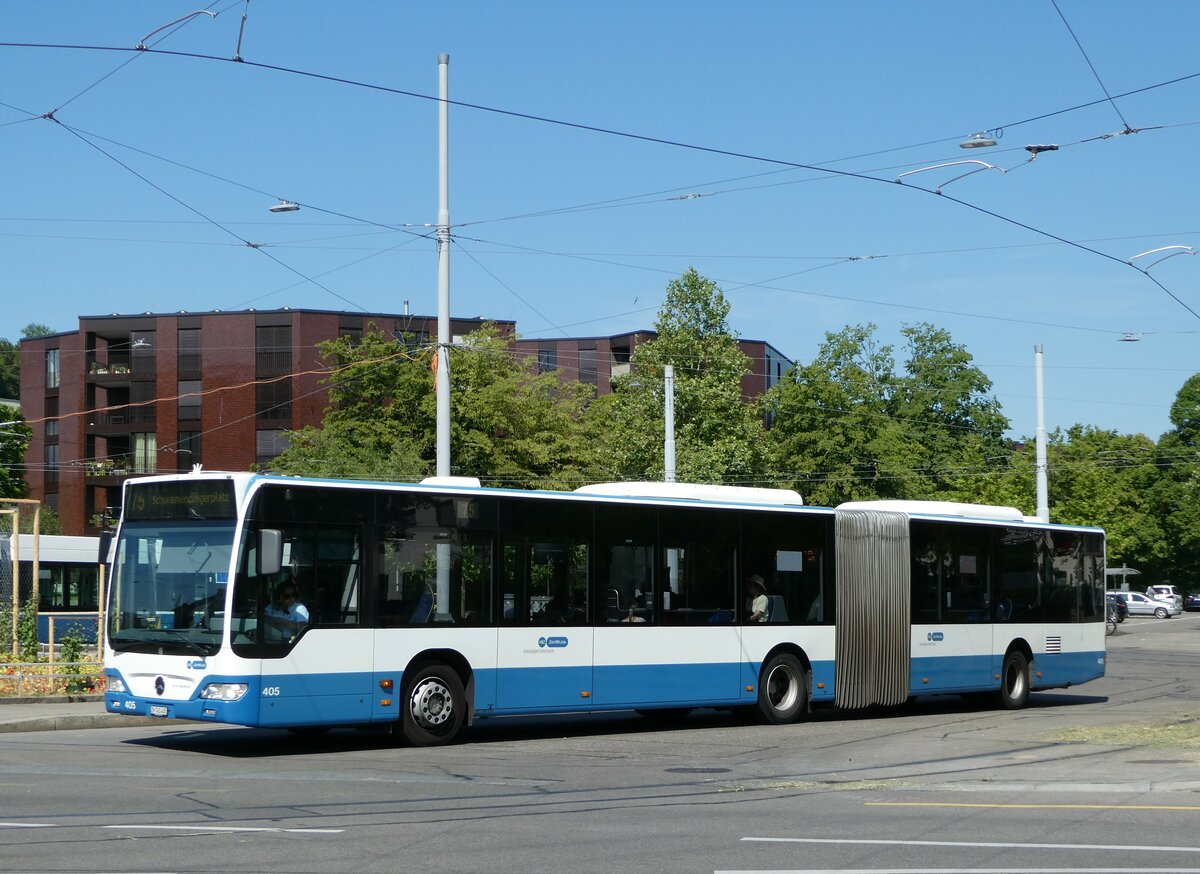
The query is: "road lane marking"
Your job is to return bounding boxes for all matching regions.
[866,801,1200,811]
[719,869,1200,873]
[742,837,1198,853]
[0,822,55,828]
[104,824,343,833]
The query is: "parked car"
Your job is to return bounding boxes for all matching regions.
[1146,584,1183,609]
[1184,593,1200,612]
[1105,593,1128,622]
[1108,590,1181,618]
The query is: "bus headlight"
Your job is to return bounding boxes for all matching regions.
[200,683,249,702]
[108,677,127,694]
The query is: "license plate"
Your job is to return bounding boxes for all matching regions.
[149,704,168,717]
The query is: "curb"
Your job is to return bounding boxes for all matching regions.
[0,712,162,733]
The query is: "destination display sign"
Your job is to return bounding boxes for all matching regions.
[124,480,237,521]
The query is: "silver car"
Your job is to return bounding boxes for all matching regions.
[1109,590,1181,618]
[1146,584,1183,609]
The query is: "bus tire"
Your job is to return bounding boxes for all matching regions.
[758,653,807,724]
[999,650,1031,710]
[401,663,465,746]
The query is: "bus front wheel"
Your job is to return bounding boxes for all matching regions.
[758,653,808,724]
[401,663,466,746]
[999,650,1031,710]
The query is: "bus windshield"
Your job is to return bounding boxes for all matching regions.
[107,520,235,656]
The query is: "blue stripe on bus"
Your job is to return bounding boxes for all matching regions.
[105,650,1103,728]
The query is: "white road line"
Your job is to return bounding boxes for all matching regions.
[717,869,1200,874]
[0,822,55,828]
[743,837,1199,854]
[104,824,343,834]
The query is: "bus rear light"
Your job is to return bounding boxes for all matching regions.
[200,683,249,702]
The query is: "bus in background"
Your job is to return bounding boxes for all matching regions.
[1,533,101,643]
[103,473,1106,745]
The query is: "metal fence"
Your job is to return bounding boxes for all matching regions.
[0,661,105,697]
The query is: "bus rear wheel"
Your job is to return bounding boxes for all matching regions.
[758,653,807,724]
[999,650,1031,710]
[401,663,465,746]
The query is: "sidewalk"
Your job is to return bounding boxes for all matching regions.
[0,694,158,733]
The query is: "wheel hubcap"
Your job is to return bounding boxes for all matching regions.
[410,678,453,728]
[766,664,799,711]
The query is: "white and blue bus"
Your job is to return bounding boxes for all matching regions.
[103,472,1106,745]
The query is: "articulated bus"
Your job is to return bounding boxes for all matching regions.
[103,472,1106,745]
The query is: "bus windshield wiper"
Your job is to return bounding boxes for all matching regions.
[155,629,213,656]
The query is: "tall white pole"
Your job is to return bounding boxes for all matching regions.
[1034,344,1049,523]
[434,54,452,620]
[435,53,451,478]
[664,365,676,483]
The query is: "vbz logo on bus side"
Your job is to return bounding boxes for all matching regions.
[927,632,944,642]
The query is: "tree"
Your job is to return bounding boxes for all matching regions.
[764,324,916,505]
[20,323,54,339]
[271,323,596,489]
[893,324,1010,501]
[763,322,1010,506]
[0,407,31,498]
[589,268,764,484]
[0,339,18,399]
[1149,374,1200,583]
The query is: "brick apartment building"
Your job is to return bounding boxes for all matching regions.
[21,310,791,536]
[19,308,510,536]
[510,330,793,401]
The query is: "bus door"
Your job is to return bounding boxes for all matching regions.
[593,507,741,707]
[255,523,374,727]
[496,535,592,713]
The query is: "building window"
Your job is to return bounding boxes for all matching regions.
[579,346,597,385]
[44,396,59,439]
[130,330,156,377]
[46,348,60,389]
[45,444,58,486]
[129,380,156,424]
[132,432,157,474]
[256,379,292,422]
[256,429,290,465]
[256,326,291,378]
[538,347,557,374]
[177,431,201,470]
[178,328,201,374]
[178,380,201,421]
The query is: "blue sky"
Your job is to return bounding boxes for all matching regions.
[2,1,1198,442]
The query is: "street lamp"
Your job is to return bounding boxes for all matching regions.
[960,131,998,149]
[269,200,300,213]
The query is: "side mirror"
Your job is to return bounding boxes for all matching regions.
[97,531,114,565]
[259,529,283,576]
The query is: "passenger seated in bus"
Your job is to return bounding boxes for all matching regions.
[263,581,310,642]
[745,575,769,623]
[622,594,648,622]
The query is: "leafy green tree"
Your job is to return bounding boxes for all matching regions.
[589,268,763,484]
[0,339,18,399]
[1149,374,1200,584]
[0,407,31,498]
[272,323,595,489]
[894,324,1010,501]
[1047,425,1164,567]
[764,324,916,505]
[20,323,54,339]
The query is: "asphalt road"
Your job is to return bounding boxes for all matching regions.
[1,614,1198,874]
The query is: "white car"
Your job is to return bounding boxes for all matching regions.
[1146,584,1183,609]
[1109,590,1181,618]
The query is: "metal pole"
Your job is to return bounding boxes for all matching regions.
[433,53,452,620]
[435,52,451,478]
[664,365,676,483]
[1034,344,1049,523]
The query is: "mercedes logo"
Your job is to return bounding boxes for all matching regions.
[154,676,165,696]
